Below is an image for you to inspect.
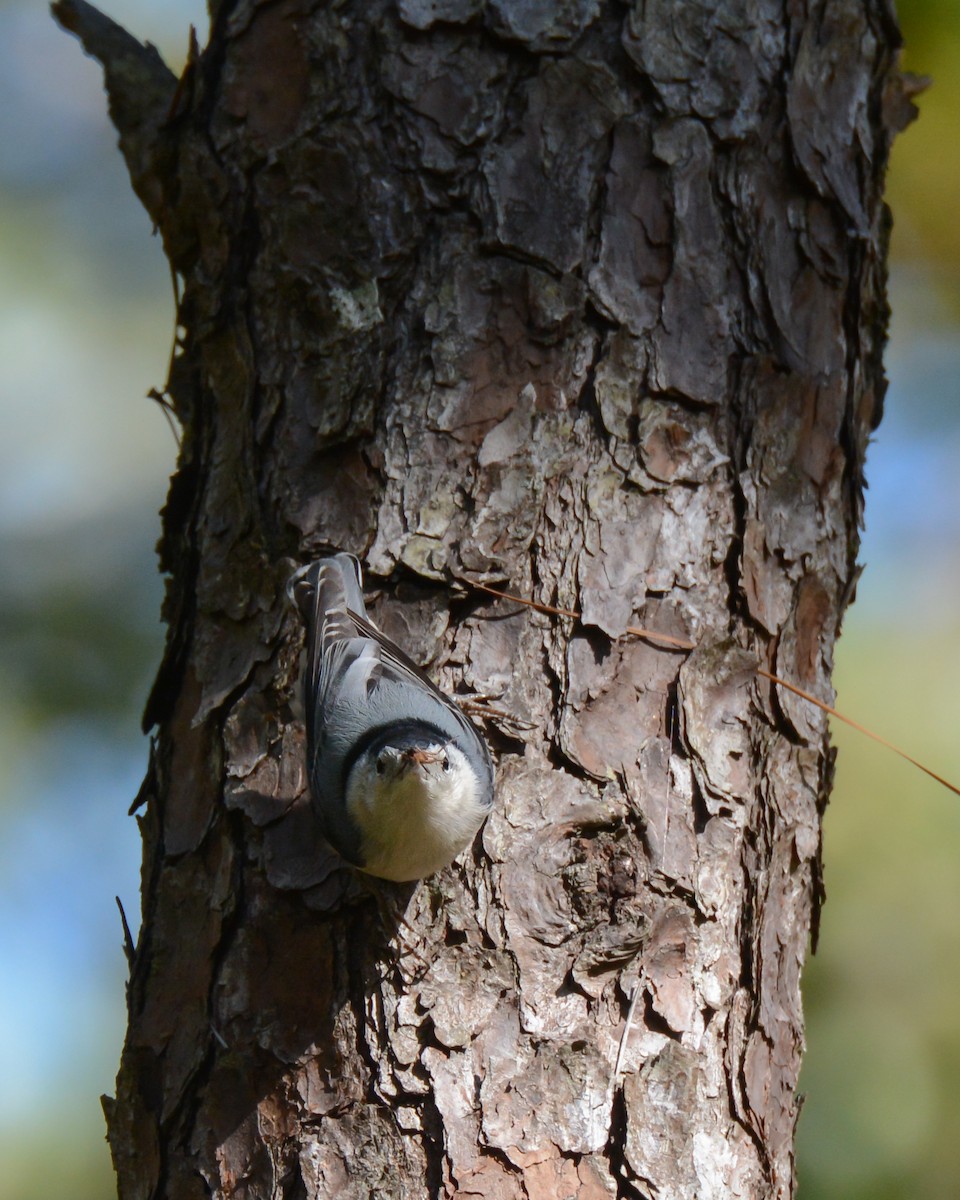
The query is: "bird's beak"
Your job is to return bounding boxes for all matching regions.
[400,747,440,773]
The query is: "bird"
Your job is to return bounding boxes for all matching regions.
[289,553,495,882]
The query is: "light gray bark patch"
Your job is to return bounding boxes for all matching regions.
[623,1042,700,1196]
[480,1041,611,1156]
[578,479,662,637]
[495,764,584,944]
[298,1106,425,1200]
[414,950,514,1050]
[285,445,379,551]
[572,919,647,1000]
[773,576,834,745]
[679,641,758,810]
[645,485,732,600]
[500,823,576,945]
[372,268,599,576]
[420,1045,491,1189]
[648,120,737,403]
[487,759,627,1036]
[454,607,548,733]
[694,813,742,919]
[443,440,546,575]
[594,330,644,440]
[644,904,699,1037]
[622,0,785,140]
[561,637,676,782]
[487,0,602,52]
[370,588,452,674]
[747,177,847,375]
[589,118,671,336]
[459,464,542,567]
[424,257,593,426]
[479,59,627,272]
[740,364,847,639]
[381,33,506,169]
[633,738,697,890]
[787,1,875,234]
[636,401,731,487]
[397,0,482,30]
[478,403,535,467]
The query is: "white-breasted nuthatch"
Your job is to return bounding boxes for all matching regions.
[290,553,495,882]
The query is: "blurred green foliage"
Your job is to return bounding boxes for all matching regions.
[0,1124,117,1200]
[798,624,960,1198]
[889,1,960,280]
[0,540,162,728]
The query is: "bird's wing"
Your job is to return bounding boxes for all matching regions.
[297,556,486,755]
[344,606,482,741]
[345,607,448,700]
[301,559,373,736]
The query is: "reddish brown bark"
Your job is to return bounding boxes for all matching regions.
[54,0,913,1196]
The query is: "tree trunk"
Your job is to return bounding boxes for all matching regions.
[55,1,913,1197]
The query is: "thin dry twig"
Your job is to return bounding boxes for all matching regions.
[473,582,960,798]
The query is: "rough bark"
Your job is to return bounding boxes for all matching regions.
[54,0,913,1197]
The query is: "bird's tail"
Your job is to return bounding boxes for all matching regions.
[288,554,367,701]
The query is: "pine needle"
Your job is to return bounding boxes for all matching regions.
[473,582,960,798]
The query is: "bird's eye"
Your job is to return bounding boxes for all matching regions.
[441,755,450,772]
[376,757,386,776]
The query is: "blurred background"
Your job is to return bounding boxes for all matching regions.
[0,1,957,1197]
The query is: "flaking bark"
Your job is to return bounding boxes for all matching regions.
[54,1,913,1197]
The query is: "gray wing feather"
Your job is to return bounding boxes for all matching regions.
[292,554,369,731]
[344,605,484,745]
